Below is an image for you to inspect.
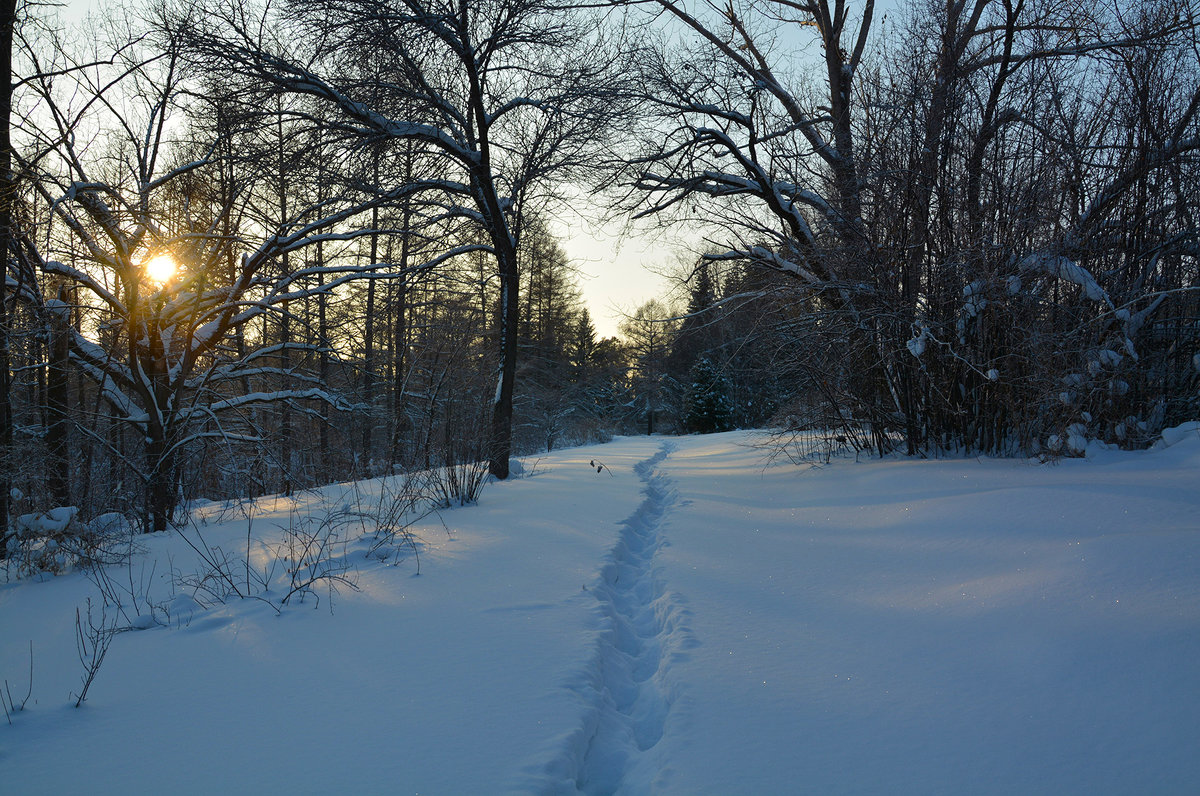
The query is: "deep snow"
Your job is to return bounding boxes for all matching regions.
[2,430,1199,794]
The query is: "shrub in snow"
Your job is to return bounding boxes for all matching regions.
[433,456,490,507]
[1153,421,1200,449]
[175,494,360,613]
[1066,423,1089,454]
[16,506,79,538]
[360,472,432,572]
[72,598,118,708]
[164,593,204,625]
[3,507,133,580]
[1040,423,1095,459]
[0,642,34,720]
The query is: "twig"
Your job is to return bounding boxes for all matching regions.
[72,599,117,708]
[2,641,35,723]
[22,640,32,710]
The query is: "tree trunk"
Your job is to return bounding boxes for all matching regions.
[276,110,292,495]
[488,235,519,479]
[0,0,16,545]
[389,270,408,468]
[361,205,378,470]
[146,432,174,533]
[317,242,330,479]
[47,287,71,507]
[389,188,413,470]
[144,316,173,532]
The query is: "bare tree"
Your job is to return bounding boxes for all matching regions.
[628,0,1200,454]
[11,18,461,530]
[1,0,18,545]
[173,0,633,477]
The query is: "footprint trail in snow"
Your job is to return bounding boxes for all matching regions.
[561,442,695,795]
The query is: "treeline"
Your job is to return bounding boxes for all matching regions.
[2,0,1198,542]
[0,0,641,536]
[631,0,1200,458]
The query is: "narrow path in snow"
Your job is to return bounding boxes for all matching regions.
[569,442,688,795]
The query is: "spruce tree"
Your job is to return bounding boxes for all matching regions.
[685,357,733,433]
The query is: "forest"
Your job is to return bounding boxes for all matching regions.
[1,0,1197,544]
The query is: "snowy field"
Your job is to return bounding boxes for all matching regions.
[2,429,1199,794]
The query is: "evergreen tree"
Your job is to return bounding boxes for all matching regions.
[621,300,679,434]
[685,357,733,433]
[567,309,598,383]
[669,259,717,376]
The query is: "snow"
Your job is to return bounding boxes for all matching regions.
[1022,253,1108,303]
[906,328,928,357]
[1066,422,1089,453]
[3,431,1200,793]
[15,506,79,537]
[1155,420,1200,449]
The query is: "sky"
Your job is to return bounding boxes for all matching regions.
[550,205,685,338]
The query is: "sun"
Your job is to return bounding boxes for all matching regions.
[142,253,178,286]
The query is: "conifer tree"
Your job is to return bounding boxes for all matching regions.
[685,357,733,434]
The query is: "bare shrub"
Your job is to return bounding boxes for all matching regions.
[72,598,120,707]
[274,500,358,609]
[428,457,490,508]
[173,494,359,614]
[355,472,432,573]
[1,642,34,724]
[2,507,140,582]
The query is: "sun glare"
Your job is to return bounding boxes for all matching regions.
[143,254,178,285]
